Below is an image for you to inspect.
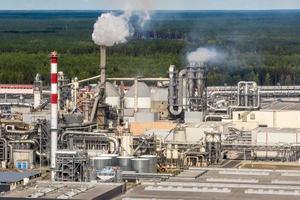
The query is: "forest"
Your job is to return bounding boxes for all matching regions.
[0,10,300,86]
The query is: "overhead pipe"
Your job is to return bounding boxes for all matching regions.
[0,102,32,107]
[5,125,36,134]
[60,131,119,154]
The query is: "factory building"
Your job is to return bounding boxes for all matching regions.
[0,48,300,200]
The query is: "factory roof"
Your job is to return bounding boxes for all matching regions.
[253,127,300,133]
[0,171,40,184]
[1,181,124,200]
[106,82,120,97]
[125,82,150,97]
[261,102,300,111]
[118,167,300,200]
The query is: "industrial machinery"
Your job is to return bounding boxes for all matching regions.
[1,47,300,184]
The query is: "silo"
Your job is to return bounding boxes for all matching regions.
[99,154,119,166]
[124,82,151,111]
[131,158,150,173]
[105,82,120,108]
[117,156,134,171]
[140,155,157,173]
[90,157,112,169]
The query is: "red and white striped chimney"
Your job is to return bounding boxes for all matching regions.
[50,51,58,181]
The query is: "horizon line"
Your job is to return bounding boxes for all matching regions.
[1,8,300,11]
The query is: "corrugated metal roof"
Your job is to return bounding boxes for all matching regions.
[253,127,300,133]
[125,82,150,98]
[106,82,120,97]
[261,102,300,111]
[0,171,39,183]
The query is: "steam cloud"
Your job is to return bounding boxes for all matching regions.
[92,13,132,46]
[92,0,152,46]
[187,47,224,65]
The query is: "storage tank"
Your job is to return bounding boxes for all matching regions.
[117,156,134,171]
[90,157,112,169]
[140,155,157,173]
[131,158,150,173]
[99,154,119,166]
[124,82,151,110]
[105,82,120,108]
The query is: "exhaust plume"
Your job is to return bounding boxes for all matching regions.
[187,47,224,65]
[92,0,153,46]
[92,13,132,47]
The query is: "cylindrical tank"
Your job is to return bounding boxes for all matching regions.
[140,155,157,173]
[90,157,112,169]
[117,156,134,171]
[131,158,150,173]
[99,154,119,166]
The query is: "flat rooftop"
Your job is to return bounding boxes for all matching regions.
[261,102,300,111]
[0,181,124,200]
[118,168,300,200]
[0,171,41,184]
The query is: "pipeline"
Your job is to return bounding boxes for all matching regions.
[5,125,36,134]
[0,138,8,161]
[0,102,32,107]
[60,131,119,154]
[7,139,47,159]
[169,66,186,116]
[205,115,229,121]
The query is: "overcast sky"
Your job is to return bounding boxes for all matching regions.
[1,0,300,10]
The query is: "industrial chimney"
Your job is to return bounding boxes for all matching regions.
[50,51,58,181]
[100,45,106,92]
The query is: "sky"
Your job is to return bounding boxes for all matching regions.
[0,0,300,10]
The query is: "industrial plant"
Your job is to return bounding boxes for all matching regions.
[1,10,300,200]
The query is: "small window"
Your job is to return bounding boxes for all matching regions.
[238,114,241,120]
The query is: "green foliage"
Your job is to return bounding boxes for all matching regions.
[0,11,300,86]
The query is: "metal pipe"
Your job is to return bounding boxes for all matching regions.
[0,102,32,107]
[60,131,119,154]
[0,138,8,161]
[169,67,186,116]
[61,131,108,142]
[63,77,170,87]
[134,78,138,112]
[8,139,37,145]
[5,125,35,134]
[7,143,13,165]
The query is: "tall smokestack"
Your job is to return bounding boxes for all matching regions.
[50,51,58,181]
[100,45,106,92]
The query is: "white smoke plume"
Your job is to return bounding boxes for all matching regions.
[92,0,153,46]
[187,47,224,65]
[92,13,132,46]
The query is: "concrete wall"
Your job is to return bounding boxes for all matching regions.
[252,128,300,145]
[232,110,300,128]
